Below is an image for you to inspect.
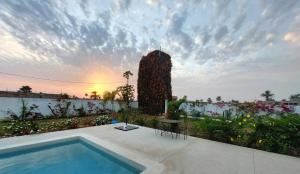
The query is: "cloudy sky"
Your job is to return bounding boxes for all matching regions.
[0,0,299,101]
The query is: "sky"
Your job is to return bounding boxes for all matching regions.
[0,0,299,102]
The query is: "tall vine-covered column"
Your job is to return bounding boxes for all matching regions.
[137,50,172,115]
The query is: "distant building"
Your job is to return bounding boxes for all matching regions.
[283,99,300,106]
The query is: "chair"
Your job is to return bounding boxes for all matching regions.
[178,115,188,140]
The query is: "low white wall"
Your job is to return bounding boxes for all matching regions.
[180,103,237,117]
[295,106,300,114]
[180,102,300,117]
[0,97,138,119]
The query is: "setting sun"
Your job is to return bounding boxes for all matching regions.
[82,69,123,98]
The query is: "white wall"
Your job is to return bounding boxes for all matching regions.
[0,97,138,119]
[180,103,237,117]
[179,102,300,117]
[295,106,300,114]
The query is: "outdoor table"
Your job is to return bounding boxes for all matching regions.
[159,119,182,139]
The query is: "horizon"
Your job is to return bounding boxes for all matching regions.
[0,0,299,101]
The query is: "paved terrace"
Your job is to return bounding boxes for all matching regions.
[0,123,299,174]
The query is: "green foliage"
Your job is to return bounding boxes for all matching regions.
[102,90,118,103]
[149,117,159,128]
[133,116,146,126]
[95,115,111,125]
[191,117,232,142]
[3,120,39,136]
[65,118,79,129]
[261,90,274,101]
[116,85,135,106]
[90,91,100,100]
[20,99,28,120]
[18,85,32,93]
[42,121,67,132]
[223,109,233,120]
[167,96,187,120]
[59,93,70,99]
[190,114,300,157]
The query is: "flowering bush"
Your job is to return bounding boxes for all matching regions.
[65,118,79,129]
[42,121,67,132]
[3,120,39,136]
[95,115,111,125]
[191,114,300,157]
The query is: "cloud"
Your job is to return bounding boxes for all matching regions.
[284,32,300,44]
[0,0,300,100]
[214,25,228,42]
[146,0,160,6]
[233,12,246,31]
[213,0,231,16]
[116,0,131,11]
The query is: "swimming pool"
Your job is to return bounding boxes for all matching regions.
[0,137,144,174]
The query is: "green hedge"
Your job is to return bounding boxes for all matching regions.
[190,114,300,157]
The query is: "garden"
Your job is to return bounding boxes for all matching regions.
[1,109,299,157]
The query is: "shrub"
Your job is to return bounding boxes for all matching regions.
[190,114,300,157]
[95,115,111,125]
[42,121,66,132]
[191,117,232,142]
[252,115,300,156]
[133,116,146,126]
[3,120,39,136]
[65,118,79,129]
[167,96,187,120]
[149,117,159,129]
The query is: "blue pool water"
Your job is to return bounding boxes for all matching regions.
[0,139,143,174]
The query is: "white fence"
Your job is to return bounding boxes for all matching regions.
[0,97,299,120]
[0,97,138,119]
[180,102,300,117]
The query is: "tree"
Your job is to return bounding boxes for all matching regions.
[18,86,32,93]
[167,96,187,120]
[117,85,135,108]
[207,98,212,104]
[118,70,134,108]
[216,96,222,102]
[123,71,133,86]
[138,50,172,115]
[90,91,99,100]
[59,93,70,99]
[102,90,118,111]
[261,90,274,101]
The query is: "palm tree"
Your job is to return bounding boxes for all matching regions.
[261,90,274,101]
[207,98,212,104]
[18,86,32,93]
[122,70,133,108]
[123,70,133,86]
[90,91,99,100]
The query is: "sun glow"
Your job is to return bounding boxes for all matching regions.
[82,69,123,98]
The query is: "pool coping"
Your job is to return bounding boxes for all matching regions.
[0,132,164,174]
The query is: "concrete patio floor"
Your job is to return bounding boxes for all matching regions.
[0,123,299,174]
